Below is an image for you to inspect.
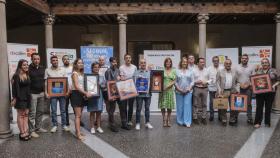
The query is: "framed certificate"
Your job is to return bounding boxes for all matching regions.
[47,77,68,97]
[230,94,248,111]
[250,74,272,94]
[84,74,99,97]
[116,79,138,101]
[150,70,164,93]
[135,77,150,93]
[107,81,119,101]
[213,98,228,109]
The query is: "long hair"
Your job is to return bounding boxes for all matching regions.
[91,62,100,74]
[72,58,84,74]
[178,57,188,69]
[13,59,29,81]
[164,57,173,68]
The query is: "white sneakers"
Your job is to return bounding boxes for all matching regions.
[91,127,104,134]
[30,131,39,138]
[63,126,70,132]
[135,124,140,130]
[50,126,57,133]
[135,123,153,130]
[127,121,133,126]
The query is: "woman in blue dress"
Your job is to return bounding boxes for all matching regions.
[175,57,194,127]
[87,62,105,134]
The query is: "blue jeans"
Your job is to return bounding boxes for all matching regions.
[136,97,151,124]
[50,97,66,127]
[176,92,192,126]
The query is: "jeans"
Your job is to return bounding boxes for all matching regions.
[50,97,66,127]
[29,92,45,132]
[208,91,216,118]
[176,93,192,125]
[240,88,252,120]
[136,97,151,124]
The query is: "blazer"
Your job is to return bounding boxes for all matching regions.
[216,68,240,95]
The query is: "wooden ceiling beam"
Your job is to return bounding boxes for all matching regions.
[52,2,279,15]
[17,0,50,14]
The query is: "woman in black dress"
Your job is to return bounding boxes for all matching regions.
[11,59,31,141]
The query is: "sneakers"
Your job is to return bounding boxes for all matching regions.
[201,119,207,125]
[135,123,140,130]
[145,123,153,129]
[127,121,133,126]
[50,126,57,133]
[90,128,96,134]
[63,126,70,132]
[30,131,39,138]
[96,127,104,133]
[37,128,48,133]
[186,124,191,128]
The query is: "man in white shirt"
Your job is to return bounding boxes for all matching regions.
[119,54,137,127]
[216,59,239,126]
[193,58,210,125]
[236,54,254,125]
[207,56,221,121]
[45,56,70,132]
[187,54,197,71]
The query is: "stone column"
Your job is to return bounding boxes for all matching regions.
[0,0,13,139]
[273,13,280,112]
[197,13,209,58]
[44,13,55,49]
[117,14,127,65]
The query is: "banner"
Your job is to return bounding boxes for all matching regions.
[206,48,239,67]
[46,48,77,68]
[81,46,113,74]
[242,46,272,66]
[144,50,181,111]
[7,43,38,121]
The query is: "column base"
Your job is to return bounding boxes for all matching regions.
[272,108,280,114]
[0,129,13,139]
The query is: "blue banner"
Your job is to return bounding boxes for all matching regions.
[81,46,113,74]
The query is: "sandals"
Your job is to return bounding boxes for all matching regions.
[254,124,261,128]
[76,135,85,141]
[19,133,29,141]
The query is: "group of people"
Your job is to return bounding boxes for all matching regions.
[11,52,280,141]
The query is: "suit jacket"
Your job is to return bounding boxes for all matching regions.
[216,68,240,95]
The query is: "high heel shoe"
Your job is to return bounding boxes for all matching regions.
[19,133,29,141]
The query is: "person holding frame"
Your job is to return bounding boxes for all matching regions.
[159,57,176,127]
[253,58,280,128]
[45,55,70,133]
[11,59,31,141]
[70,58,91,140]
[175,57,194,128]
[134,58,153,130]
[86,62,105,134]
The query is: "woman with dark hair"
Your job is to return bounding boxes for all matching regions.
[87,62,105,134]
[175,57,194,127]
[71,58,90,140]
[11,59,31,141]
[254,58,280,128]
[159,57,176,127]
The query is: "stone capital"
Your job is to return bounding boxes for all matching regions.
[43,13,55,25]
[197,13,209,24]
[275,13,280,23]
[117,14,128,24]
[0,0,6,4]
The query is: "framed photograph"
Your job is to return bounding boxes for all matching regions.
[135,76,150,93]
[213,98,228,109]
[107,81,119,101]
[84,74,99,97]
[47,77,68,97]
[250,74,272,94]
[230,94,248,111]
[116,79,139,101]
[150,70,164,93]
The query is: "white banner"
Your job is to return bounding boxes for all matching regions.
[144,50,181,112]
[206,48,239,67]
[46,48,77,67]
[7,43,38,121]
[242,46,272,66]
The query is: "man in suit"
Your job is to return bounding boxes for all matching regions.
[216,59,240,126]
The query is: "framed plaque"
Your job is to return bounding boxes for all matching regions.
[84,74,99,97]
[213,98,228,109]
[135,76,150,93]
[150,70,164,93]
[107,81,119,101]
[250,74,272,94]
[230,94,248,111]
[47,77,68,97]
[116,79,138,101]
